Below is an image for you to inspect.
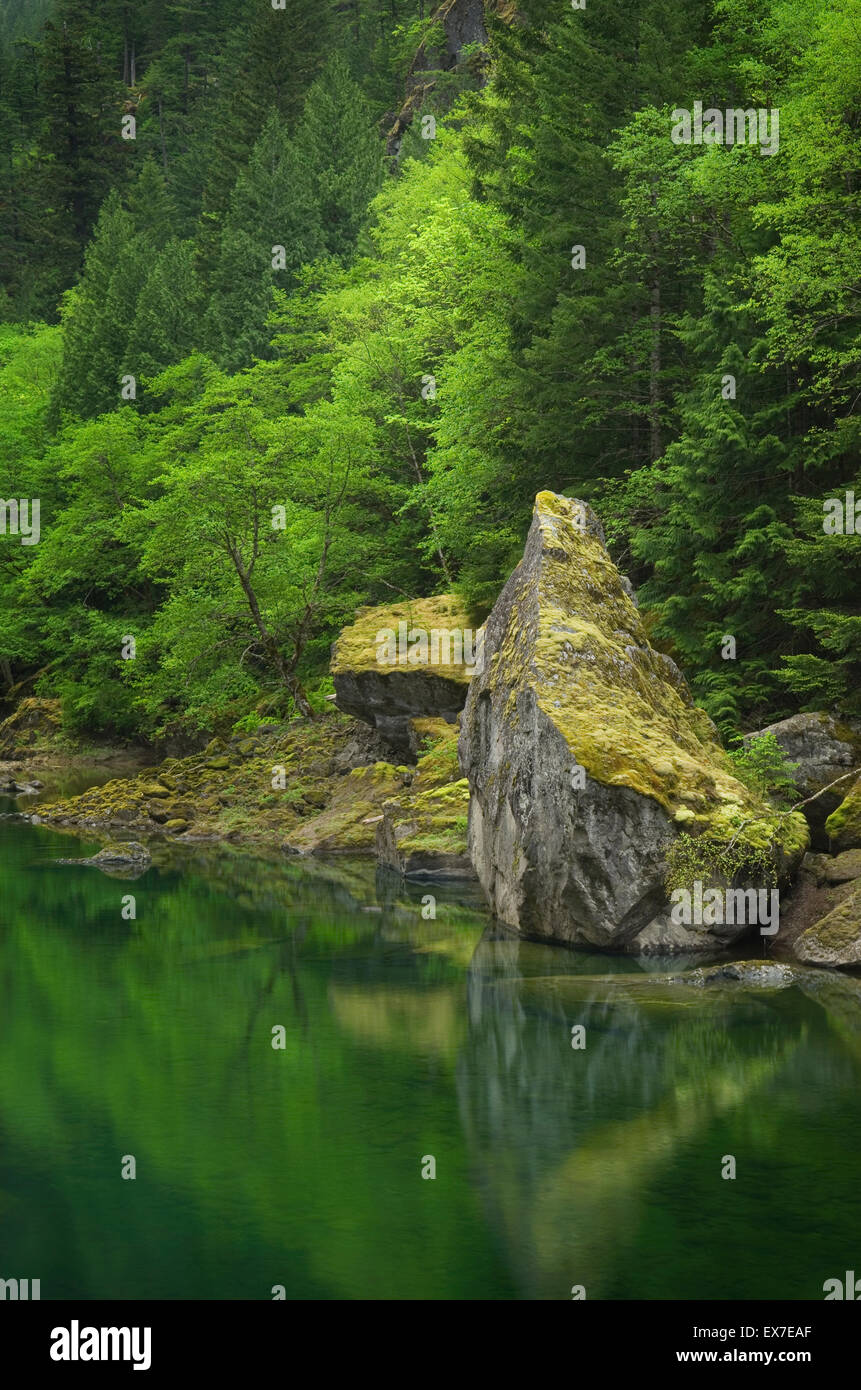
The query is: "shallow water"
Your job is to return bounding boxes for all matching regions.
[1,803,859,1300]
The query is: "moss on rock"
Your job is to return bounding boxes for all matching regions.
[330,595,485,757]
[825,776,861,851]
[33,713,383,855]
[0,697,64,755]
[490,492,804,871]
[377,721,473,878]
[459,492,807,948]
[284,762,405,854]
[331,594,479,680]
[795,883,861,968]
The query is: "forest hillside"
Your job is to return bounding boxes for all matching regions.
[0,0,858,747]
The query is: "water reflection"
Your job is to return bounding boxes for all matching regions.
[0,814,859,1300]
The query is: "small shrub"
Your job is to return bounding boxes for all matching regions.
[727,732,799,806]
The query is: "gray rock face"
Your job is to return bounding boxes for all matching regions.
[753,712,861,846]
[333,668,463,758]
[465,734,675,948]
[458,491,800,951]
[794,882,861,968]
[441,0,489,61]
[330,723,402,775]
[330,595,480,757]
[376,804,474,880]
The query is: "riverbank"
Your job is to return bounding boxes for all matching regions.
[15,707,472,879]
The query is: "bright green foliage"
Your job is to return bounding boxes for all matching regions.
[0,0,858,745]
[727,733,800,806]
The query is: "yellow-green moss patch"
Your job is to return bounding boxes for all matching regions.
[331,594,480,681]
[826,776,861,851]
[380,721,470,860]
[494,493,803,867]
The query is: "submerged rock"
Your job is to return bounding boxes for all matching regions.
[459,491,807,951]
[331,594,482,756]
[55,841,152,878]
[667,960,797,990]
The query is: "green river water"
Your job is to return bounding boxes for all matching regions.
[1,783,860,1300]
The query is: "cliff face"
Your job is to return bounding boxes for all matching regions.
[386,0,514,154]
[439,0,490,58]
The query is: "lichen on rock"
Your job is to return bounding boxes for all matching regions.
[331,594,482,755]
[459,490,807,950]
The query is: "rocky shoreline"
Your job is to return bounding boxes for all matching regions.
[4,491,861,969]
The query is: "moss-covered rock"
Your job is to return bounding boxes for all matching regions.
[817,848,861,883]
[755,712,861,847]
[0,696,63,755]
[284,762,405,855]
[54,841,151,879]
[794,883,861,968]
[331,594,483,756]
[376,720,473,879]
[825,776,861,851]
[33,713,375,854]
[459,491,807,951]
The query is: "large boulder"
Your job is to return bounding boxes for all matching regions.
[331,594,482,756]
[458,491,807,951]
[752,713,861,847]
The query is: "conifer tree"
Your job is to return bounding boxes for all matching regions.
[196,0,335,279]
[127,238,202,388]
[36,6,129,295]
[207,57,382,370]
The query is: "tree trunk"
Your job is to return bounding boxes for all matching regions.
[229,544,315,719]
